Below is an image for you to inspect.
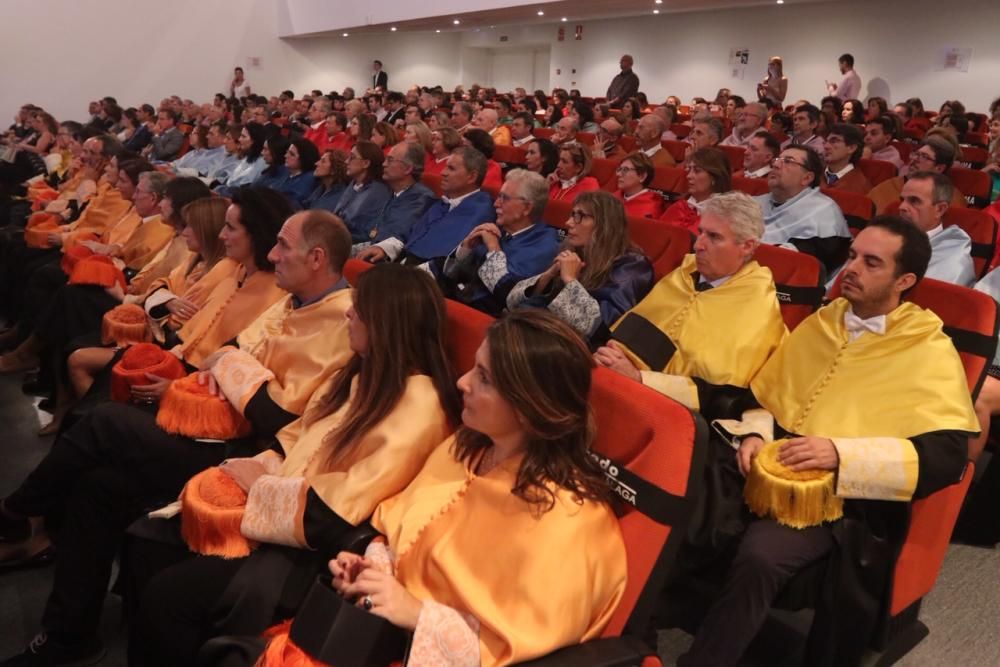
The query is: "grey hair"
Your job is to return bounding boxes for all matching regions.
[401,142,427,180]
[140,171,169,197]
[908,170,955,205]
[702,191,765,244]
[504,168,549,219]
[698,117,725,142]
[453,146,487,187]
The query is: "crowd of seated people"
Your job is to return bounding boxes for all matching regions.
[0,75,997,667]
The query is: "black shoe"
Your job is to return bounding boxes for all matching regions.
[0,633,104,666]
[0,509,30,543]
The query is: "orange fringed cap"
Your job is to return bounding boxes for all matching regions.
[24,213,61,249]
[101,304,151,347]
[30,189,59,211]
[179,467,255,559]
[258,621,324,667]
[109,343,187,403]
[67,255,126,289]
[155,372,252,440]
[60,245,94,275]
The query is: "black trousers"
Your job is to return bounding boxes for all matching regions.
[677,519,834,667]
[4,402,232,643]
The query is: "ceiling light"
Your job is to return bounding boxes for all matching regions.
[561,17,567,21]
[390,26,397,31]
[537,10,545,15]
[453,19,460,24]
[776,0,784,3]
[342,32,348,36]
[653,8,660,12]
[655,0,663,3]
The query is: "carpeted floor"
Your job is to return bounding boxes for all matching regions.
[0,373,997,666]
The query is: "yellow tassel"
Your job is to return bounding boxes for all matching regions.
[744,440,844,529]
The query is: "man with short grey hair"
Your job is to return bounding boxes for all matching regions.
[350,142,438,254]
[441,169,559,315]
[635,114,674,167]
[552,115,579,146]
[721,103,767,147]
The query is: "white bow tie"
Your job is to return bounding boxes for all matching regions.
[844,311,886,341]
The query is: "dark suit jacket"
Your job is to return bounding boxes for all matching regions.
[373,70,388,90]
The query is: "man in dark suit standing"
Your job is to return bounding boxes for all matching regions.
[372,60,388,91]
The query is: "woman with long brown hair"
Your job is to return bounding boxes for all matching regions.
[133,263,462,666]
[660,146,732,233]
[508,191,653,344]
[253,310,627,667]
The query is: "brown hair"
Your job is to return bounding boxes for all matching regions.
[318,149,350,186]
[433,126,463,155]
[405,120,434,153]
[352,113,375,141]
[373,121,399,148]
[452,310,609,512]
[180,197,228,269]
[621,151,655,188]
[571,191,639,290]
[560,142,593,178]
[689,147,732,194]
[315,264,462,468]
[352,140,384,182]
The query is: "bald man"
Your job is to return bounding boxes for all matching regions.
[475,108,511,147]
[607,54,640,108]
[592,118,628,162]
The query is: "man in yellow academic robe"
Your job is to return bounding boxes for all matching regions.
[677,217,979,667]
[595,191,787,421]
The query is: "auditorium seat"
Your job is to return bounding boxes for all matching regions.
[513,366,709,667]
[753,243,826,330]
[342,258,373,285]
[649,166,688,198]
[492,145,527,167]
[950,167,992,208]
[628,215,692,280]
[443,298,494,374]
[661,140,688,163]
[541,199,573,229]
[891,140,912,162]
[946,207,998,279]
[590,158,620,190]
[732,175,769,196]
[858,158,899,187]
[618,135,638,152]
[420,172,443,197]
[958,146,989,170]
[670,124,691,139]
[820,186,876,236]
[577,132,596,146]
[718,145,746,172]
[532,127,555,140]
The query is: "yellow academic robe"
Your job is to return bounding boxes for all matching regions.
[611,254,787,410]
[141,258,238,341]
[239,375,451,548]
[61,185,133,245]
[721,297,979,500]
[372,438,628,666]
[129,235,194,296]
[173,268,286,367]
[119,215,175,270]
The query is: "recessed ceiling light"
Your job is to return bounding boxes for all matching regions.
[653,8,660,12]
[655,0,663,3]
[776,0,784,3]
[436,29,442,33]
[453,19,460,24]
[342,32,348,36]
[561,17,567,21]
[390,26,397,31]
[537,10,545,15]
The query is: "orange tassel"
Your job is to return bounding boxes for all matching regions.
[60,245,93,275]
[109,343,187,403]
[61,231,99,252]
[155,373,252,440]
[67,256,126,289]
[24,214,60,249]
[101,304,151,347]
[179,467,255,559]
[258,622,325,667]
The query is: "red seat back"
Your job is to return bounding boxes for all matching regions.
[820,187,875,236]
[342,258,373,285]
[945,207,997,279]
[444,299,494,374]
[492,145,526,166]
[541,199,573,230]
[732,176,769,196]
[590,366,707,638]
[577,132,597,146]
[649,166,688,197]
[670,124,691,139]
[532,127,555,140]
[950,167,992,207]
[618,136,637,152]
[857,158,898,187]
[628,216,692,280]
[661,140,688,163]
[718,145,746,172]
[958,146,990,170]
[890,140,912,162]
[591,158,620,190]
[753,243,825,330]
[421,172,443,197]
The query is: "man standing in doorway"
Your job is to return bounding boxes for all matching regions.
[606,55,640,108]
[372,60,388,91]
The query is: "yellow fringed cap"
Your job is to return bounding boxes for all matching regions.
[744,439,844,529]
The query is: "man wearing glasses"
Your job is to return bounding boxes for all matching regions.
[441,169,558,316]
[721,103,767,147]
[755,145,851,273]
[591,118,628,162]
[869,135,968,214]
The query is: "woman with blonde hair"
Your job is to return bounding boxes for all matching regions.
[757,56,788,105]
[509,191,653,343]
[548,142,600,201]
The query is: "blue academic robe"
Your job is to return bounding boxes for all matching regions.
[335,181,393,243]
[255,165,289,191]
[974,266,1000,367]
[928,226,976,287]
[402,191,497,264]
[755,187,851,273]
[442,222,561,316]
[367,183,437,244]
[304,182,348,213]
[277,171,317,210]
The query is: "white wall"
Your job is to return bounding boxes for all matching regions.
[2,0,998,124]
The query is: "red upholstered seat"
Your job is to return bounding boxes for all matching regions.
[950,167,992,207]
[420,172,443,197]
[858,158,898,187]
[618,135,637,152]
[945,207,997,279]
[629,216,692,281]
[670,124,691,139]
[660,140,688,163]
[732,176,769,196]
[590,158,620,190]
[541,199,572,230]
[532,127,555,140]
[649,166,687,197]
[443,299,493,375]
[820,186,875,236]
[718,145,746,172]
[492,144,526,166]
[958,146,990,170]
[342,258,373,286]
[753,243,825,330]
[577,132,596,146]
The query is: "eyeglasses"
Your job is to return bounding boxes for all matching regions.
[616,166,638,174]
[569,210,594,223]
[497,192,529,204]
[911,151,936,162]
[347,154,365,162]
[771,156,808,169]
